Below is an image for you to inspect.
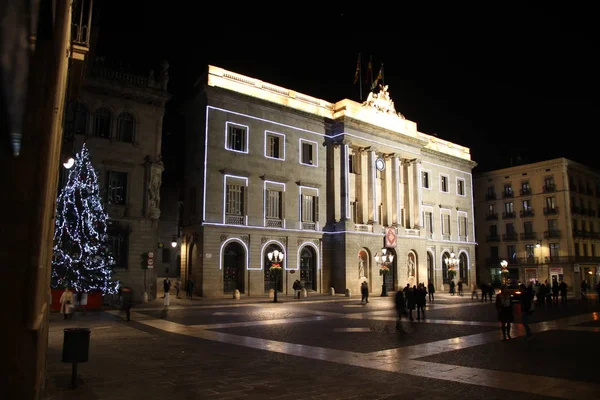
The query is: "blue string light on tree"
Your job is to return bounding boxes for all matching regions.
[51,143,118,294]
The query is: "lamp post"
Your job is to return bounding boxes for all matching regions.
[444,252,459,282]
[268,249,284,303]
[171,235,178,248]
[500,259,509,285]
[375,248,394,297]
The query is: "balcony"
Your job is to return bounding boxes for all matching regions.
[574,256,600,263]
[266,218,284,228]
[544,230,561,239]
[485,212,498,220]
[520,232,537,240]
[226,214,246,225]
[354,224,373,233]
[573,229,586,238]
[302,222,317,230]
[543,207,559,215]
[502,233,518,241]
[520,209,534,218]
[486,234,501,242]
[519,256,540,265]
[545,256,569,263]
[543,184,556,193]
[502,191,514,198]
[520,188,532,196]
[590,232,600,240]
[486,193,497,201]
[502,211,516,219]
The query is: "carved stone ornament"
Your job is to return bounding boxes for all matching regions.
[362,84,405,118]
[240,235,250,245]
[297,239,304,246]
[220,234,228,243]
[278,237,288,246]
[261,236,269,244]
[312,239,320,247]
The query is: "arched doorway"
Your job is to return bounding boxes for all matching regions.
[442,251,451,285]
[427,252,434,284]
[223,241,245,293]
[188,242,195,277]
[300,246,317,291]
[384,249,397,292]
[459,252,468,284]
[264,243,284,293]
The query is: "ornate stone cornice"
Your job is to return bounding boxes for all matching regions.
[260,174,289,183]
[296,180,322,188]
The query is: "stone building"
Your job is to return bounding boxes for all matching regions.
[63,58,171,301]
[180,65,477,298]
[474,158,600,295]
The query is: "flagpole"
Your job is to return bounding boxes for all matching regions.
[369,55,373,89]
[381,63,384,85]
[359,53,363,101]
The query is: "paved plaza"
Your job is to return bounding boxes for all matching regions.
[43,293,600,399]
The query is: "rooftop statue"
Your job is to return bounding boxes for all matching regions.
[362,84,405,119]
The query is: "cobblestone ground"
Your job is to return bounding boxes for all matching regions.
[43,293,599,399]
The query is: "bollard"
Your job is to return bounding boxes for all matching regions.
[268,288,275,298]
[302,288,307,298]
[62,328,91,388]
[329,287,335,296]
[233,289,240,299]
[345,288,351,297]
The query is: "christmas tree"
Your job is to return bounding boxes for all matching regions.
[52,143,118,294]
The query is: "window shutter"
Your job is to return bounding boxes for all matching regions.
[278,191,283,219]
[314,196,319,222]
[242,186,247,216]
[225,185,230,214]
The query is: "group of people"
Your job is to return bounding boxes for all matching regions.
[394,282,431,331]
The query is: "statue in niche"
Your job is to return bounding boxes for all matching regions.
[358,256,365,279]
[148,170,161,212]
[407,254,416,277]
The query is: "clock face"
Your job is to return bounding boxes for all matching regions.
[376,158,385,171]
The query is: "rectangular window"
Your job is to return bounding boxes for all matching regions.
[550,243,559,259]
[224,176,248,225]
[442,214,451,235]
[458,215,467,238]
[440,175,449,193]
[266,189,282,219]
[107,221,128,269]
[504,184,513,196]
[506,223,515,234]
[226,185,244,216]
[422,171,430,189]
[302,195,317,222]
[504,202,514,213]
[545,196,556,209]
[107,171,127,205]
[524,221,533,233]
[424,211,433,233]
[507,244,516,261]
[300,139,317,166]
[525,244,535,258]
[457,178,465,196]
[523,199,531,210]
[490,246,499,259]
[265,131,284,160]
[488,204,496,213]
[489,225,498,236]
[350,201,358,222]
[487,186,495,197]
[226,123,248,152]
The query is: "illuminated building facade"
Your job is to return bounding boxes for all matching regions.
[181,66,477,297]
[475,158,600,295]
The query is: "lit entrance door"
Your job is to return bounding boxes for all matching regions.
[300,247,316,291]
[427,252,433,284]
[223,242,245,293]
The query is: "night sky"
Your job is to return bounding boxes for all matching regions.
[94,3,598,174]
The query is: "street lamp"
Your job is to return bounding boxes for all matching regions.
[444,252,459,283]
[267,249,284,303]
[500,259,509,285]
[171,235,178,248]
[63,157,75,169]
[375,248,394,297]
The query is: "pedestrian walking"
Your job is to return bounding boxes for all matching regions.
[407,286,417,321]
[427,281,435,302]
[395,290,407,332]
[470,283,478,300]
[416,284,426,320]
[163,277,171,298]
[559,280,568,305]
[457,280,463,296]
[519,283,534,339]
[59,287,74,320]
[175,280,181,298]
[449,280,456,296]
[360,280,369,304]
[495,285,514,340]
[121,287,133,321]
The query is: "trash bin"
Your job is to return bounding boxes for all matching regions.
[62,328,90,363]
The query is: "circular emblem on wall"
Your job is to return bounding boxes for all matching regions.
[375,157,385,171]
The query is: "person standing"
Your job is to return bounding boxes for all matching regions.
[361,280,369,304]
[175,280,181,298]
[495,285,514,340]
[60,287,74,320]
[122,287,132,321]
[163,277,171,298]
[519,283,534,339]
[416,284,427,320]
[470,283,478,300]
[395,289,407,332]
[427,281,435,302]
[559,280,568,305]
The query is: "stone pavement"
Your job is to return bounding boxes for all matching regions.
[43,293,600,399]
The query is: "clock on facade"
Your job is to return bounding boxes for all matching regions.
[375,157,385,171]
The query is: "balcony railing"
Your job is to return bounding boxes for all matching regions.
[502,233,518,241]
[442,234,451,240]
[302,222,316,230]
[226,214,246,225]
[486,235,501,242]
[459,235,468,242]
[502,211,516,219]
[546,255,600,263]
[543,207,559,215]
[520,232,537,240]
[544,230,561,238]
[486,212,498,220]
[543,184,556,193]
[266,218,283,228]
[573,229,585,238]
[520,188,532,196]
[485,258,501,265]
[519,256,540,265]
[502,191,514,198]
[520,209,534,218]
[354,224,373,232]
[486,193,497,201]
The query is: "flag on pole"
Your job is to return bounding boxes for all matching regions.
[373,63,384,89]
[353,53,361,84]
[365,58,372,84]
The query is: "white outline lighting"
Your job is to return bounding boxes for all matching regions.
[343,144,349,219]
[219,238,250,270]
[263,180,286,229]
[299,138,318,167]
[224,121,250,154]
[223,174,249,225]
[261,240,287,271]
[264,130,286,161]
[298,185,319,230]
[297,241,321,271]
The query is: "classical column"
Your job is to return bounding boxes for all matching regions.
[402,159,412,228]
[391,154,401,226]
[341,142,350,220]
[358,148,369,224]
[332,142,341,222]
[413,159,423,228]
[367,148,377,223]
[383,155,393,227]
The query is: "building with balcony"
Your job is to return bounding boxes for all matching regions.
[63,58,171,301]
[474,158,600,294]
[180,66,477,298]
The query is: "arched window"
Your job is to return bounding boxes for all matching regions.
[94,107,112,138]
[442,251,451,284]
[65,101,89,137]
[117,112,135,143]
[459,252,469,284]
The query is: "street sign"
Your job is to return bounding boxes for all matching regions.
[148,252,154,258]
[147,252,154,268]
